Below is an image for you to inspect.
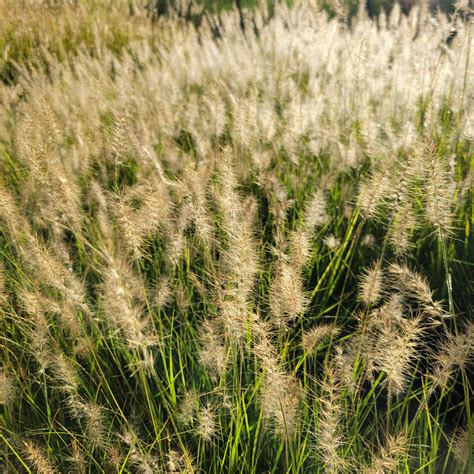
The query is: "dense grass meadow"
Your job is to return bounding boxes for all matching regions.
[0,0,473,472]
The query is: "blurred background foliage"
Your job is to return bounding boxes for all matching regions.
[155,0,459,16]
[0,0,465,85]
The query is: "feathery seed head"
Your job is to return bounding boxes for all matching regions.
[196,403,217,442]
[323,234,340,249]
[23,440,56,474]
[431,322,474,390]
[357,170,389,219]
[0,368,16,405]
[304,190,329,231]
[166,448,195,473]
[371,315,425,395]
[364,432,408,474]
[358,261,383,305]
[302,323,340,354]
[422,144,455,236]
[106,446,124,471]
[270,257,308,327]
[316,364,347,474]
[388,263,444,319]
[334,344,358,393]
[82,402,107,449]
[0,261,6,305]
[290,228,311,271]
[261,361,300,438]
[178,390,198,427]
[452,426,474,470]
[199,320,227,378]
[52,352,79,394]
[66,440,86,474]
[389,202,417,255]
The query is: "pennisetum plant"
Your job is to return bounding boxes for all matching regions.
[0,1,472,472]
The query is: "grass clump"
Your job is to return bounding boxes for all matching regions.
[0,1,473,472]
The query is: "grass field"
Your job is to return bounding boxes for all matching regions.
[0,1,473,472]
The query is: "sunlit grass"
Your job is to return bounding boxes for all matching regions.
[0,1,472,472]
